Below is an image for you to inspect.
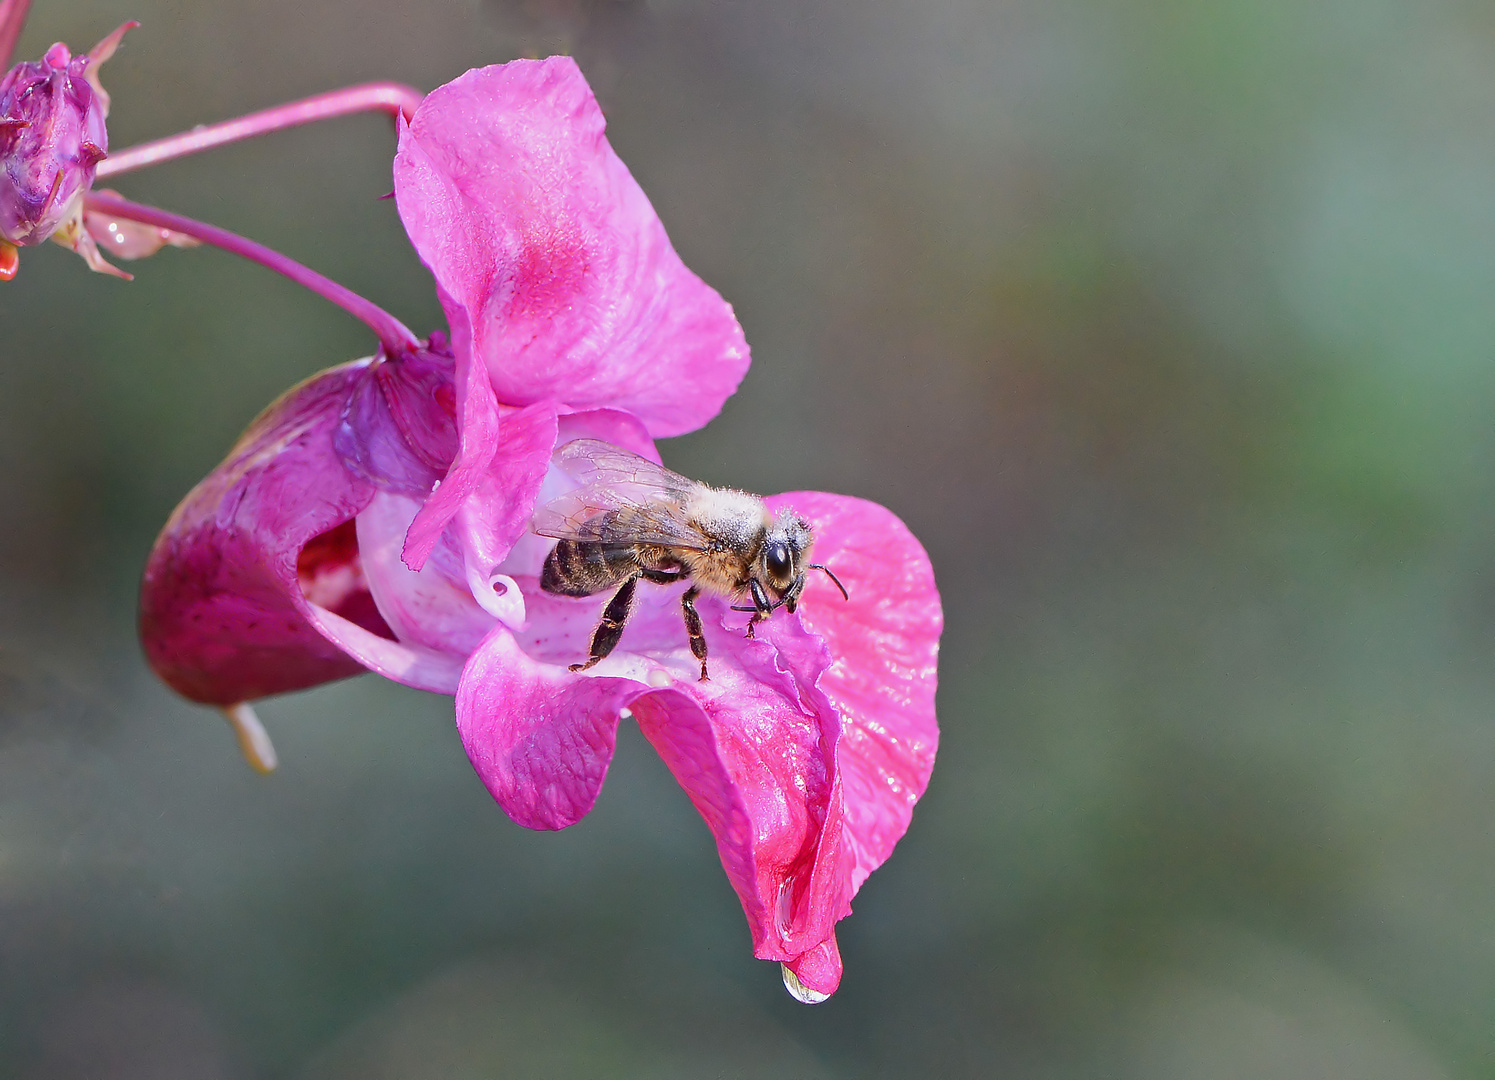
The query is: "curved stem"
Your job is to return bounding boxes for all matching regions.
[97,82,425,179]
[0,0,32,72]
[84,189,420,356]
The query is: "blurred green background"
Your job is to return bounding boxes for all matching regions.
[4,0,1495,1076]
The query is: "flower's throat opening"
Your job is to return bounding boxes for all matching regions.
[296,519,397,641]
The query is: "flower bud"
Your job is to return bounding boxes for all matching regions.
[0,41,108,247]
[0,21,134,277]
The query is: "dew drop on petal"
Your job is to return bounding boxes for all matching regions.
[781,964,830,1005]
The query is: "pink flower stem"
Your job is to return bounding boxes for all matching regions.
[84,189,421,356]
[96,82,425,179]
[0,0,32,71]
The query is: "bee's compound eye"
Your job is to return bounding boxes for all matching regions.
[766,542,792,578]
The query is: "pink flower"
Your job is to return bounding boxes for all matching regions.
[140,57,941,1000]
[0,19,136,278]
[449,466,941,1002]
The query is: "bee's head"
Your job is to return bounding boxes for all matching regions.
[758,509,813,600]
[740,509,848,619]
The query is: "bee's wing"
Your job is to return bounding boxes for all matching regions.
[532,440,712,550]
[551,439,697,494]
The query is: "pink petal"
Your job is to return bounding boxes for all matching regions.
[475,489,935,992]
[455,575,853,967]
[456,485,939,999]
[354,397,557,658]
[450,400,559,591]
[764,492,942,891]
[455,624,641,830]
[393,57,750,438]
[398,296,506,570]
[355,491,495,657]
[555,408,658,462]
[628,618,853,967]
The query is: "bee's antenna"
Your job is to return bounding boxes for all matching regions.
[810,564,849,601]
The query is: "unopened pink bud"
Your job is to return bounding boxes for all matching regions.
[0,41,108,247]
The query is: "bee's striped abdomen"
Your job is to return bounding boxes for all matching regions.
[540,539,637,597]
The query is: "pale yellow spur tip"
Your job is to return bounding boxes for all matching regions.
[221,702,278,774]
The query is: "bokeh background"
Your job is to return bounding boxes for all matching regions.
[3,0,1495,1075]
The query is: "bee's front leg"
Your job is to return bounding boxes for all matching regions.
[680,585,709,681]
[744,579,773,640]
[571,575,639,672]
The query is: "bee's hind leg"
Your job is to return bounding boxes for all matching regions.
[571,576,639,672]
[680,585,709,681]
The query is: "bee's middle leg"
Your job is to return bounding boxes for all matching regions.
[571,575,639,672]
[680,585,709,681]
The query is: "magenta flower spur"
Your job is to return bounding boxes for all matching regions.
[138,56,942,1001]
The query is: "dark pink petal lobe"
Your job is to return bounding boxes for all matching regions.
[393,57,750,437]
[141,363,380,704]
[764,492,942,892]
[334,341,458,498]
[456,626,640,830]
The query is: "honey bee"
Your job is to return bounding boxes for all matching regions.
[533,439,848,681]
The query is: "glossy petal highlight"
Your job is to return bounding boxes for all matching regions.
[766,492,942,891]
